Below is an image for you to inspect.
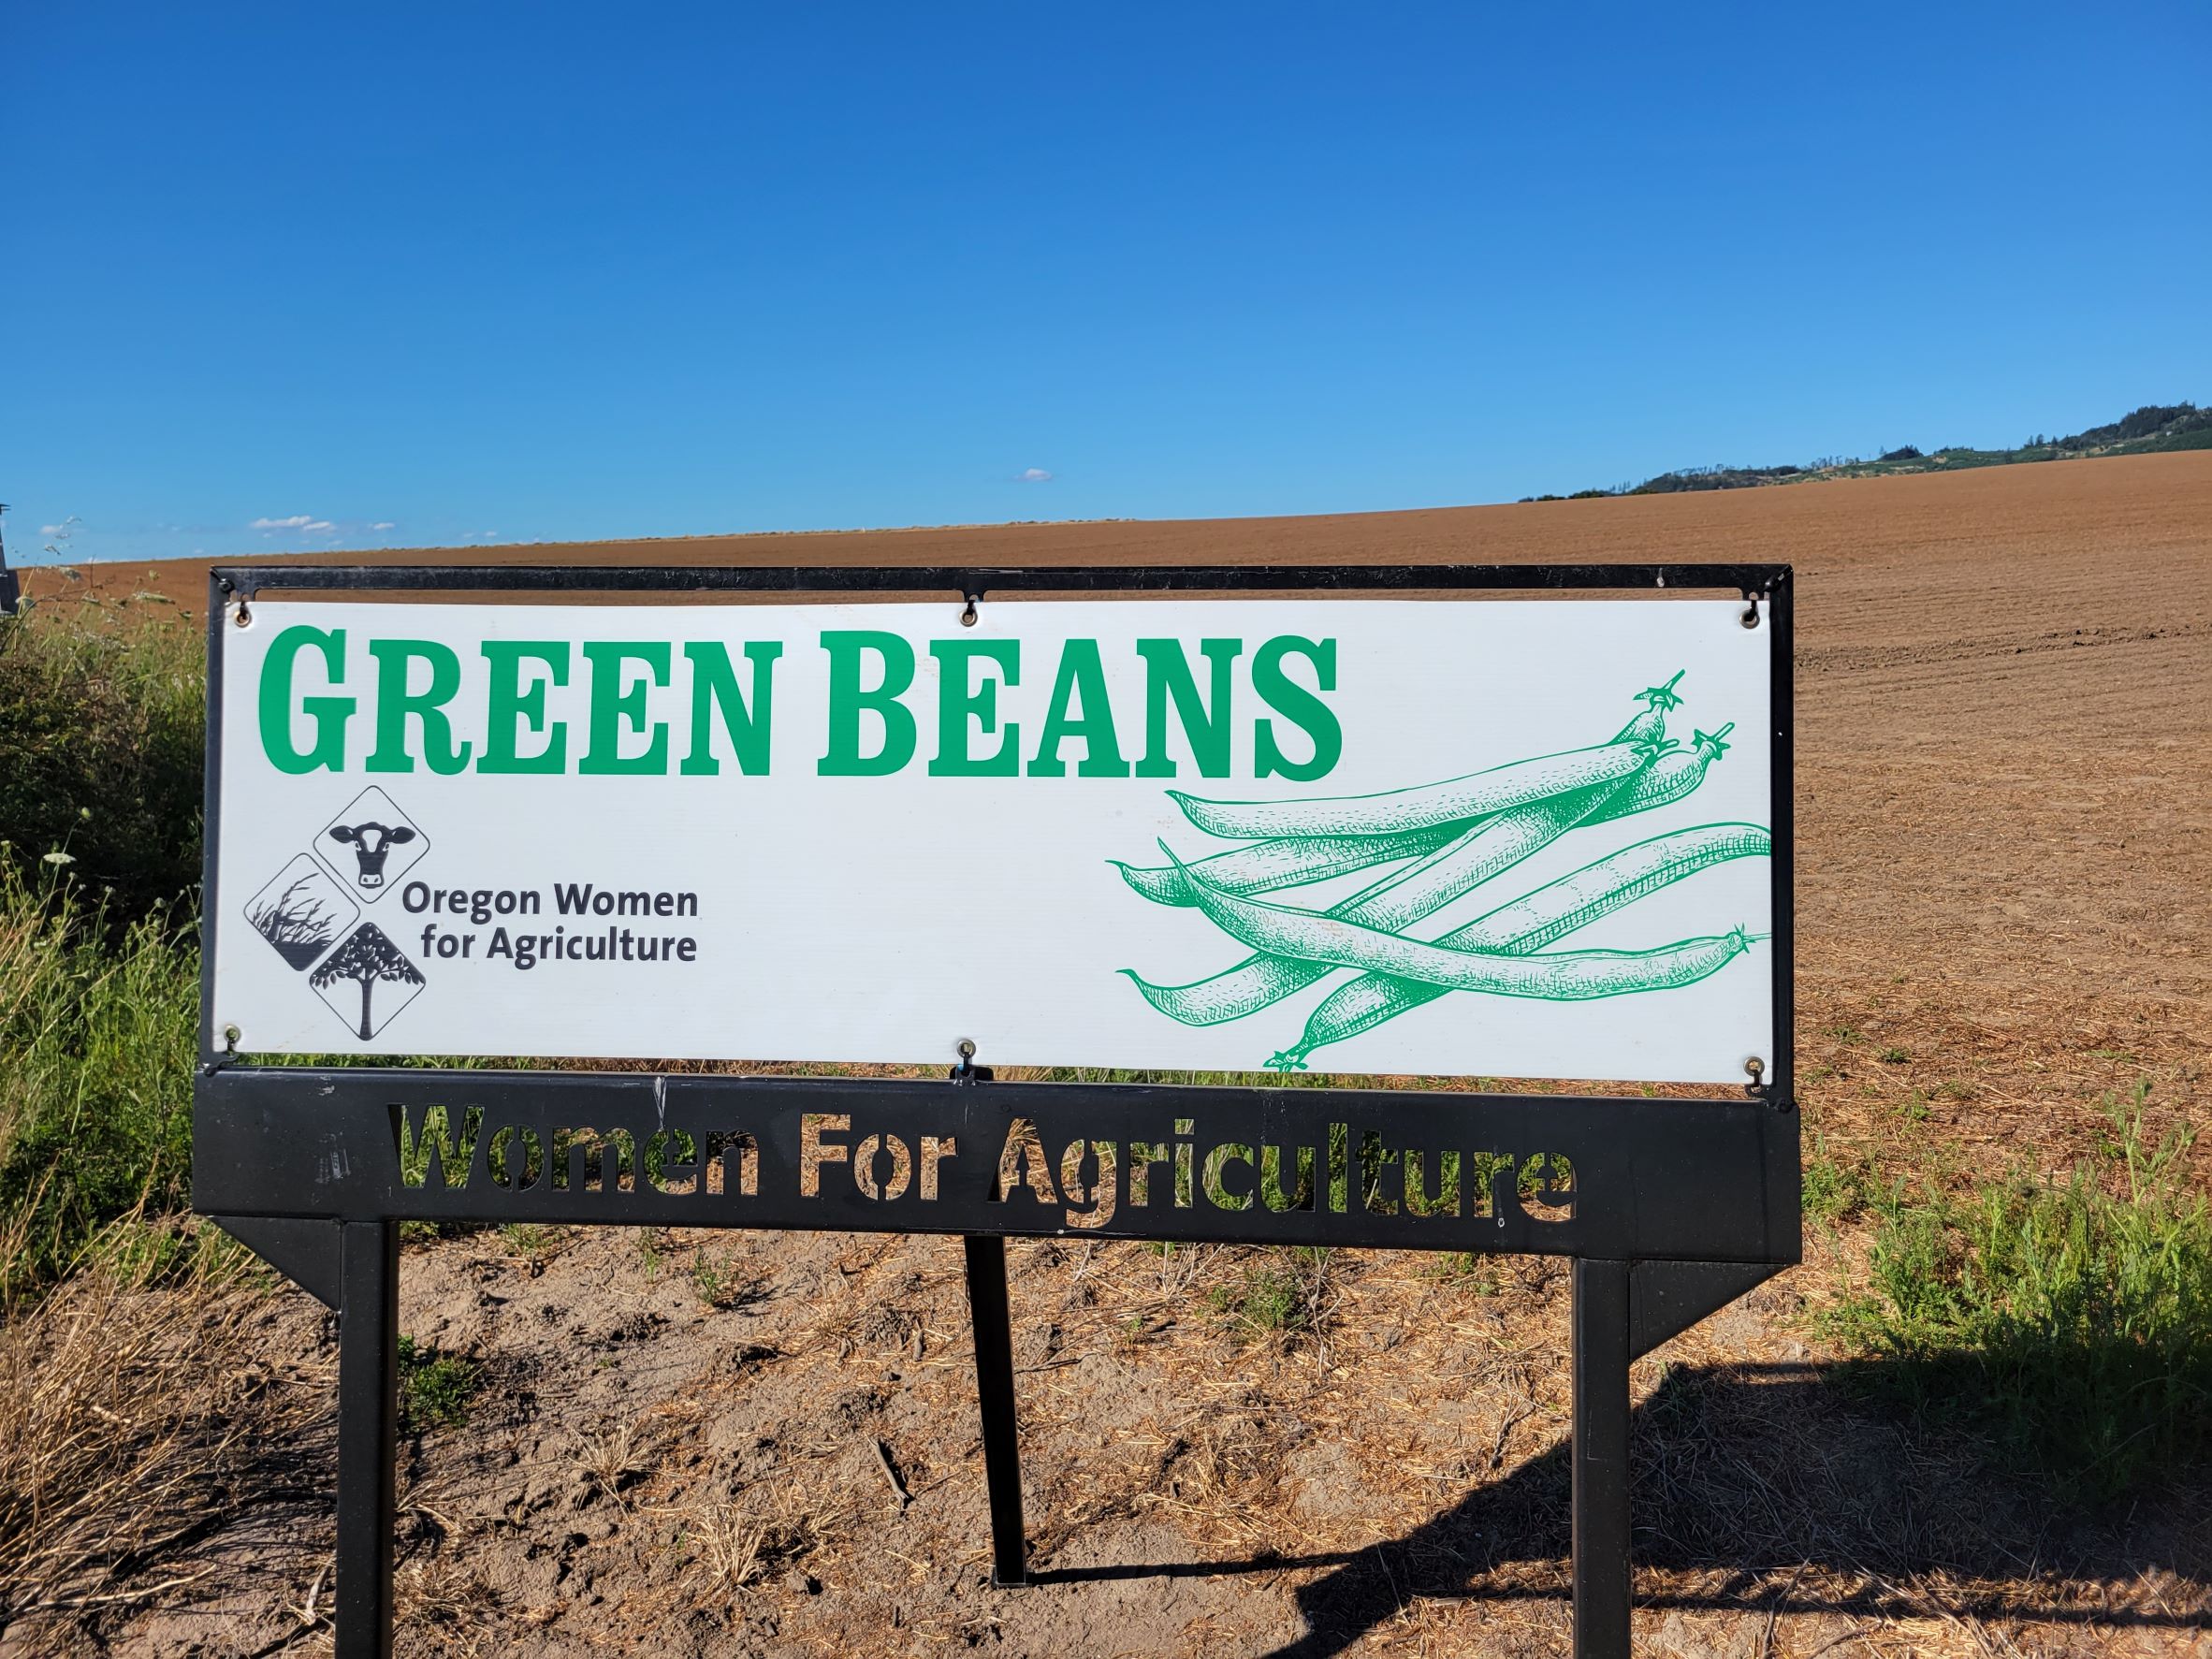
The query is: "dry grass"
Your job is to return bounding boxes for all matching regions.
[572,1421,648,1509]
[0,1226,326,1642]
[394,1550,507,1656]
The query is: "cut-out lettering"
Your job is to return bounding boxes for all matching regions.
[801,1113,851,1197]
[994,1118,1058,1205]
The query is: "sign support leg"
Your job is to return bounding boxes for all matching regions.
[961,1235,1028,1587]
[335,1219,399,1658]
[1571,1257,1633,1659]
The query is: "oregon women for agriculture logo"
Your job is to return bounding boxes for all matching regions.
[240,785,433,1040]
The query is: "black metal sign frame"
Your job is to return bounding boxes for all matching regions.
[195,560,1796,1659]
[0,510,20,617]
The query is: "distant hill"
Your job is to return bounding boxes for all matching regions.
[1527,401,2212,502]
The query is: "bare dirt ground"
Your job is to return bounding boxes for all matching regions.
[16,451,2211,1656]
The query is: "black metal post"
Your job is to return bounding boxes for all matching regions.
[335,1220,399,1658]
[962,1235,1028,1587]
[1571,1257,1633,1659]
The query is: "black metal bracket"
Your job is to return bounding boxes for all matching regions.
[1629,1259,1783,1361]
[211,1215,344,1309]
[950,1038,994,1084]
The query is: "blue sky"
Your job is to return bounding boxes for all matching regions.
[4,3,2206,564]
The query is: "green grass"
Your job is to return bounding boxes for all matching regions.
[1822,1084,2211,1499]
[500,1222,566,1265]
[690,1246,755,1308]
[0,860,199,1301]
[1801,1137,1873,1225]
[0,601,206,1299]
[1210,1245,1333,1341]
[0,601,205,922]
[1426,1250,1502,1294]
[397,1334,481,1433]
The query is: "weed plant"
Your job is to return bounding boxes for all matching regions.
[0,602,204,921]
[1823,1085,2210,1498]
[1211,1246,1336,1343]
[0,861,198,1300]
[397,1334,480,1433]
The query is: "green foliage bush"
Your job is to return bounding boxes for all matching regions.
[0,861,199,1299]
[1823,1085,2211,1498]
[1551,399,2207,498]
[2064,402,2209,446]
[0,603,205,923]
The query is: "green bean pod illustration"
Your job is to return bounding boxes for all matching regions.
[1114,722,1735,910]
[1584,723,1733,823]
[1112,824,1463,908]
[1165,847,1762,1000]
[1166,735,1653,839]
[1114,673,1766,1059]
[1268,821,1769,1069]
[1610,671,1685,747]
[1125,765,1649,1026]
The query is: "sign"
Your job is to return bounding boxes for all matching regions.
[195,560,1797,1659]
[213,597,1773,1082]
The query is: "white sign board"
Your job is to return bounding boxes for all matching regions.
[211,599,1775,1083]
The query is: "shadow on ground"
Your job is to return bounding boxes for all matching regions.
[1032,1360,2210,1656]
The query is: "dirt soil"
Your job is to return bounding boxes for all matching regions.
[15,452,2212,1656]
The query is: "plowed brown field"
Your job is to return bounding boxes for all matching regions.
[23,450,2210,1658]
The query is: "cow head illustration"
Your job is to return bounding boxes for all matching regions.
[327,822,416,889]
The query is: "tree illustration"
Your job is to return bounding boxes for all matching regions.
[249,874,344,968]
[311,924,425,1040]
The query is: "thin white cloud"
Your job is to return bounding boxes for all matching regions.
[251,514,314,531]
[1017,467,1054,483]
[371,521,396,531]
[40,524,67,537]
[303,520,335,533]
